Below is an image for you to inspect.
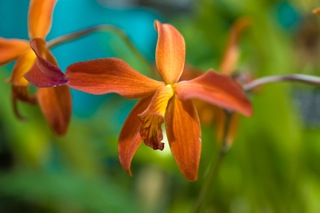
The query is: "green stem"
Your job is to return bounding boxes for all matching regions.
[244,74,320,92]
[46,24,152,72]
[193,111,233,213]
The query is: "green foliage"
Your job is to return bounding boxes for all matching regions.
[0,170,142,213]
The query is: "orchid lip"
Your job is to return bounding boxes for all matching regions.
[138,84,174,150]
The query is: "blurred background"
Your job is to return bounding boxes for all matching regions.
[1,0,320,212]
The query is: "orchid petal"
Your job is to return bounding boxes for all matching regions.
[25,38,68,87]
[119,96,153,175]
[0,38,29,65]
[28,0,56,39]
[155,20,185,84]
[175,70,252,116]
[37,85,72,135]
[66,58,163,98]
[165,96,201,181]
[9,49,36,86]
[219,18,250,75]
[139,85,174,150]
[194,99,215,124]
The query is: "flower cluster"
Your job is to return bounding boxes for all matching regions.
[1,0,255,181]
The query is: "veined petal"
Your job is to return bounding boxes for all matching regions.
[219,18,250,75]
[0,38,29,65]
[139,85,174,150]
[66,58,164,98]
[155,20,185,84]
[175,70,252,116]
[9,49,36,86]
[165,96,201,181]
[119,96,153,175]
[28,0,57,39]
[37,85,72,135]
[25,38,68,87]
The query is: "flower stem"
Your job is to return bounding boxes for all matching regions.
[46,25,152,72]
[193,111,233,213]
[244,74,320,92]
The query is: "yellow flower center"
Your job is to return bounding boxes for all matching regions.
[139,84,174,150]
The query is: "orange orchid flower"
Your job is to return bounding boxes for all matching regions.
[65,20,252,181]
[0,0,71,135]
[182,18,251,146]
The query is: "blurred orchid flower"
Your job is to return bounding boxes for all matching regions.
[0,0,71,135]
[182,18,252,146]
[65,20,252,181]
[212,17,252,146]
[313,7,320,15]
